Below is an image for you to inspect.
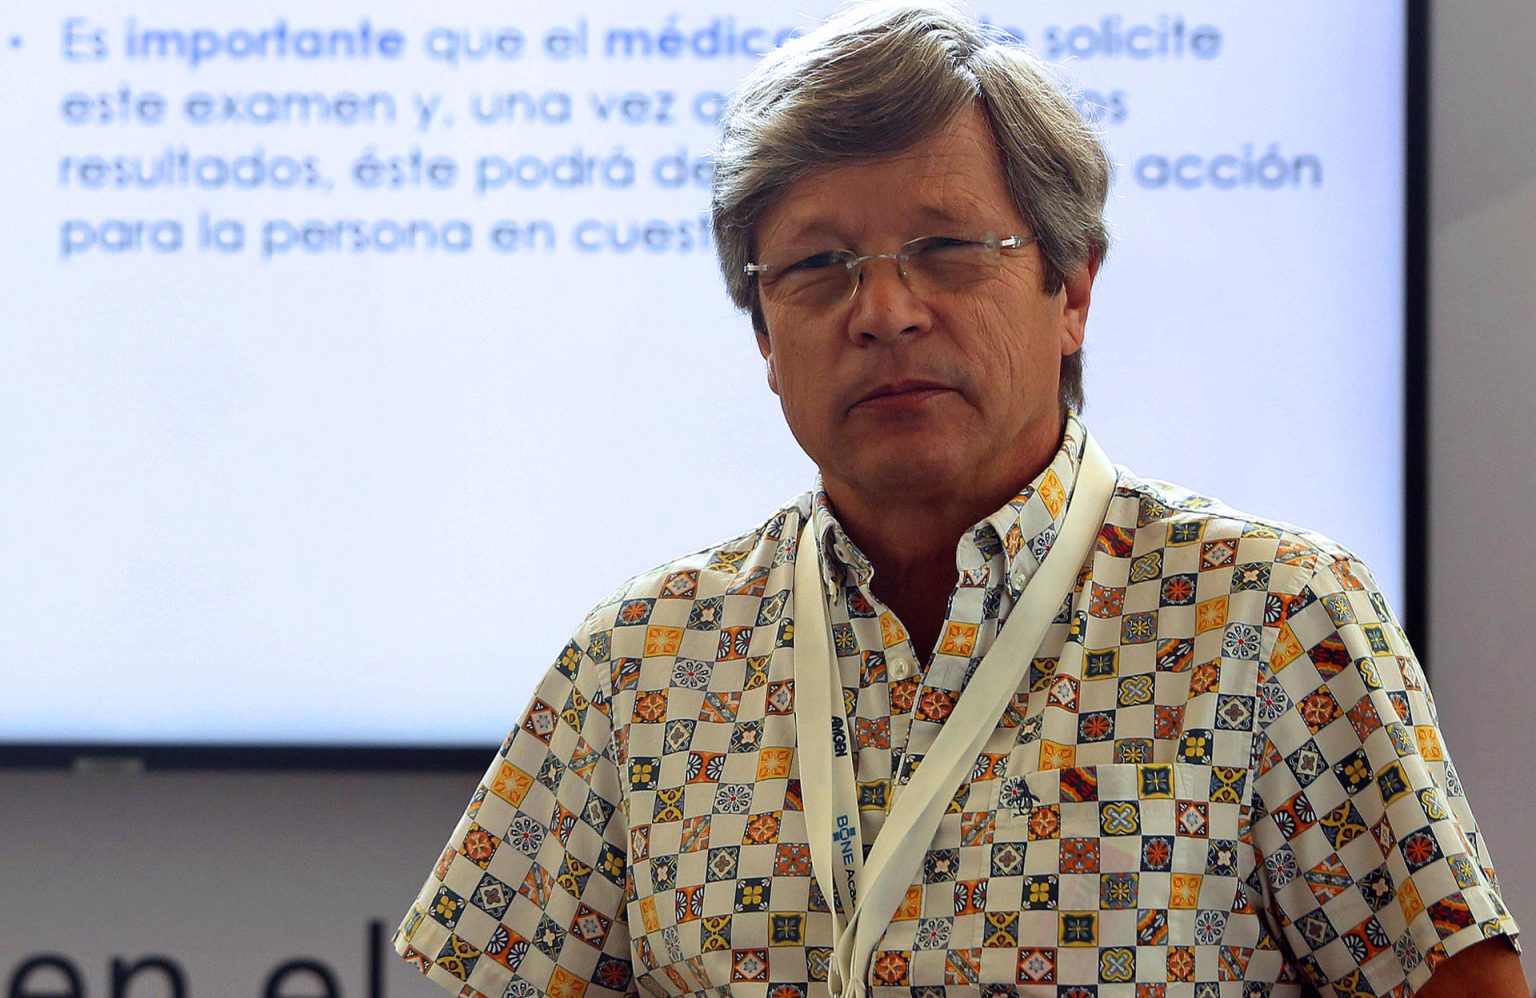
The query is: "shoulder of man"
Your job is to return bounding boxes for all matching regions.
[572,491,813,647]
[1107,468,1373,599]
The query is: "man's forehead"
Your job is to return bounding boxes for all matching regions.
[756,115,1017,246]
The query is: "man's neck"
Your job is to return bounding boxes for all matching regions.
[822,483,1021,662]
[840,499,977,661]
[819,425,1068,661]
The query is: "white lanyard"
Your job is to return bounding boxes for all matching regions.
[792,435,1117,998]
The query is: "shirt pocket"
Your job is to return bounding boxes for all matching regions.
[980,761,1253,988]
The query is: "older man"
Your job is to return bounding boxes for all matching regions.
[395,4,1522,995]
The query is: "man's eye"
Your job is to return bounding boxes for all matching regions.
[915,236,978,254]
[785,251,845,272]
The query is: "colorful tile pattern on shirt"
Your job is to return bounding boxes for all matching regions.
[396,415,1516,997]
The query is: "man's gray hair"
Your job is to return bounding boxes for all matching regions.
[711,1,1110,413]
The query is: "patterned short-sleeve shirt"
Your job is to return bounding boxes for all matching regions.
[396,415,1516,997]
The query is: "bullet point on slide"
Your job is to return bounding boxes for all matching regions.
[9,36,20,49]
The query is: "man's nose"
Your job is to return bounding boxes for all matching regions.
[846,256,930,343]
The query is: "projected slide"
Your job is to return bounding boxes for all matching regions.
[0,3,1406,748]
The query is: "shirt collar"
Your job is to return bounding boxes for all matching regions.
[808,413,1092,599]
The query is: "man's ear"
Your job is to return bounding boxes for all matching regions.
[1059,255,1100,357]
[756,329,780,395]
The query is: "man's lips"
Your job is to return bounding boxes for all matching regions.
[850,380,955,411]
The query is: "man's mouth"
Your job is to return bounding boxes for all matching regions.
[851,380,954,411]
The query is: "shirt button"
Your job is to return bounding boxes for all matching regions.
[889,656,914,681]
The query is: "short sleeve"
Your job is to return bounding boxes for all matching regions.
[395,634,636,998]
[1250,553,1518,995]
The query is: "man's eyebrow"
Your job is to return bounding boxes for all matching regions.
[760,220,846,249]
[762,201,991,249]
[912,202,987,226]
